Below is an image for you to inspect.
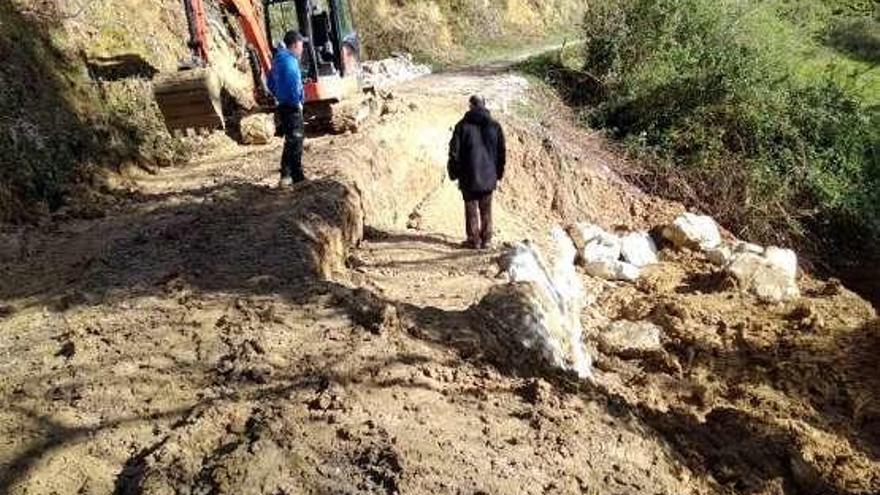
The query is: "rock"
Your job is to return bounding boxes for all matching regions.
[583,260,641,282]
[566,223,642,281]
[707,241,765,266]
[483,235,592,379]
[620,231,658,267]
[362,53,431,88]
[582,231,621,264]
[706,244,733,266]
[565,223,622,266]
[240,113,275,145]
[764,246,798,279]
[476,282,591,378]
[598,320,663,357]
[734,241,764,255]
[566,223,605,252]
[662,213,722,251]
[727,251,800,303]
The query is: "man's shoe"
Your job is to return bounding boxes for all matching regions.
[278,177,294,188]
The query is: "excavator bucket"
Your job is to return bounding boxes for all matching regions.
[153,68,225,132]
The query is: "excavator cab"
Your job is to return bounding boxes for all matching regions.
[154,0,364,134]
[264,0,363,128]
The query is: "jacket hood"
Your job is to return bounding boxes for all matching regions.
[464,108,491,126]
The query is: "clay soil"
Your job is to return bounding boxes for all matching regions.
[0,65,877,495]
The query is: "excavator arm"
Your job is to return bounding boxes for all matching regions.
[155,0,273,132]
[186,0,273,75]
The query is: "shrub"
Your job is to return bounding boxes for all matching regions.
[579,0,880,251]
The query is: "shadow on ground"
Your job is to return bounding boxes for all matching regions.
[2,174,878,494]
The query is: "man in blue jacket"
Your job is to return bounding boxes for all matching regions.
[268,30,307,187]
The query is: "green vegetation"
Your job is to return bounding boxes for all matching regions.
[524,0,879,258]
[352,0,585,65]
[0,0,189,223]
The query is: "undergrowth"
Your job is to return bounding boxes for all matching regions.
[520,0,880,269]
[0,0,193,223]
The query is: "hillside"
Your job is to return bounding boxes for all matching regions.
[519,0,880,304]
[352,0,585,63]
[0,0,583,224]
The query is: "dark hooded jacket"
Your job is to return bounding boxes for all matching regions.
[448,108,506,194]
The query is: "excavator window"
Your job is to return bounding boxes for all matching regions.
[332,0,354,39]
[265,0,300,51]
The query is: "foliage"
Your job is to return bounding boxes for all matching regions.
[0,0,189,223]
[351,0,585,64]
[575,0,880,250]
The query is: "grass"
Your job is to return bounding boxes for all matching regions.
[519,0,879,273]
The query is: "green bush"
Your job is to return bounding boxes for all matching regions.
[579,0,880,248]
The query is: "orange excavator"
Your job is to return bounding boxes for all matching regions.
[154,0,365,133]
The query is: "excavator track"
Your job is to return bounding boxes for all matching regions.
[304,93,378,134]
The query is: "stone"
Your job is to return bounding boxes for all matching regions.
[565,223,621,265]
[583,232,622,264]
[477,282,591,378]
[565,223,644,281]
[734,241,764,255]
[764,246,798,279]
[620,231,658,267]
[362,53,431,88]
[484,234,593,379]
[707,241,766,267]
[598,320,663,357]
[584,260,641,282]
[727,251,800,303]
[566,223,605,253]
[240,113,275,144]
[706,244,733,266]
[662,213,722,251]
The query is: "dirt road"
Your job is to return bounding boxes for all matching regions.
[1,64,878,495]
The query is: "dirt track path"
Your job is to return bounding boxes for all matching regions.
[1,63,878,495]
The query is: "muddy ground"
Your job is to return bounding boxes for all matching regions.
[0,66,878,495]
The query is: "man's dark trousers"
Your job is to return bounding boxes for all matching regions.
[463,190,493,248]
[278,104,305,183]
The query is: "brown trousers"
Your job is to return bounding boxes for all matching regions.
[464,192,493,248]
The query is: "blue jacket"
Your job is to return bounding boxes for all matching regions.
[268,47,304,106]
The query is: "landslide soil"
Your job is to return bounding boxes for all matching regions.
[0,65,878,495]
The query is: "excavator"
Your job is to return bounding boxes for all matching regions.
[154,0,366,133]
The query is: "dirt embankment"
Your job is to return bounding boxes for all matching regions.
[352,0,585,63]
[1,66,879,495]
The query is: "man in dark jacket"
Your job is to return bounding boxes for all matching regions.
[448,95,506,249]
[268,30,307,187]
